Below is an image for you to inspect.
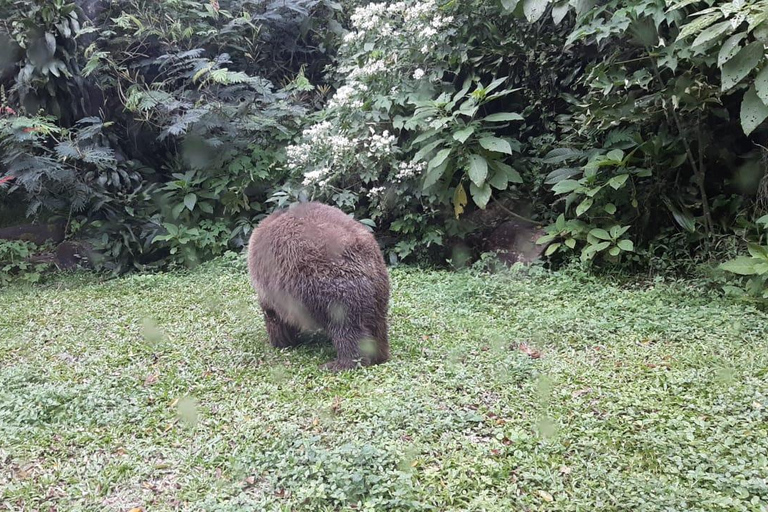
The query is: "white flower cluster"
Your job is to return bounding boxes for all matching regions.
[340,0,456,81]
[328,83,368,109]
[365,129,396,157]
[286,122,401,188]
[285,142,311,169]
[394,160,426,182]
[402,1,433,20]
[367,186,387,200]
[412,68,425,80]
[349,2,387,31]
[285,121,361,187]
[347,60,387,81]
[302,167,331,186]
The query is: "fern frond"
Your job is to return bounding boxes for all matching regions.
[55,141,81,159]
[80,146,116,168]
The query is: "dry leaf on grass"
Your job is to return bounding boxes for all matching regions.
[537,490,554,502]
[517,342,542,358]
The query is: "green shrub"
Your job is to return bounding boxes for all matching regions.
[535,0,768,271]
[1,0,767,281]
[719,215,768,297]
[276,0,541,262]
[0,240,50,285]
[0,0,343,273]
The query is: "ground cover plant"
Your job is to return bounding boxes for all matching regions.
[1,256,767,510]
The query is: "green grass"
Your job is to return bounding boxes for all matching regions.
[1,256,767,511]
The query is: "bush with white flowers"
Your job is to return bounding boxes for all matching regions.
[278,0,526,262]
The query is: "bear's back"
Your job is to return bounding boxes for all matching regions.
[247,202,384,284]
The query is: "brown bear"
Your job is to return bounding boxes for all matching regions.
[247,201,390,371]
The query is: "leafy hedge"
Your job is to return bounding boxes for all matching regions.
[1,0,340,272]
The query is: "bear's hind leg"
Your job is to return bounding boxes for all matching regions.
[322,325,374,372]
[369,318,389,365]
[263,307,301,348]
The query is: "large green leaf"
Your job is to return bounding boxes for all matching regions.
[755,65,768,106]
[676,13,723,43]
[552,179,581,194]
[488,169,509,190]
[490,161,523,184]
[545,168,581,185]
[575,197,593,216]
[501,0,521,11]
[718,33,746,67]
[536,234,557,245]
[581,241,611,261]
[453,126,475,143]
[171,202,185,219]
[483,112,524,122]
[412,129,438,144]
[670,206,696,233]
[44,32,57,55]
[719,256,759,275]
[414,139,443,162]
[749,10,768,32]
[467,154,488,185]
[484,77,507,95]
[740,85,768,136]
[542,147,582,164]
[555,213,566,231]
[608,174,629,189]
[691,20,731,48]
[589,228,611,241]
[523,0,549,22]
[721,41,764,92]
[422,160,448,190]
[470,182,492,208]
[545,243,561,256]
[457,98,479,117]
[747,243,768,261]
[551,1,569,24]
[486,161,523,190]
[478,136,513,154]
[571,0,594,15]
[507,167,523,183]
[428,148,452,170]
[609,225,630,238]
[184,193,197,211]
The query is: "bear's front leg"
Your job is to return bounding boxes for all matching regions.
[263,307,301,348]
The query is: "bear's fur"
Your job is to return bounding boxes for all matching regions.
[247,202,390,371]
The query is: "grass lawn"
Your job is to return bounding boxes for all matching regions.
[1,256,767,511]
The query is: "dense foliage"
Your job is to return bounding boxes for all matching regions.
[1,0,340,272]
[0,0,767,295]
